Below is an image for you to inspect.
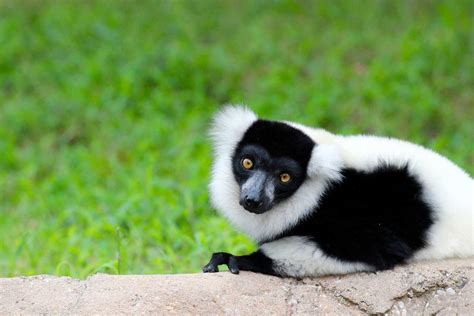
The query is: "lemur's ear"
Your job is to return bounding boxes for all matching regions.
[209,105,258,157]
[307,144,344,181]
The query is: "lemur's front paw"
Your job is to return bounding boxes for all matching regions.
[202,252,240,274]
[202,262,219,273]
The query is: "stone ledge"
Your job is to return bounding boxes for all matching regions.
[1,258,472,315]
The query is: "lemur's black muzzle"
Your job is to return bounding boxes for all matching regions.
[239,171,273,214]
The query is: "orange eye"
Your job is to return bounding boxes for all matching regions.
[280,173,291,183]
[242,158,253,170]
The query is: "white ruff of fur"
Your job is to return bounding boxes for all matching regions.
[209,106,345,243]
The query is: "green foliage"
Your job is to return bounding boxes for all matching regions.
[0,0,472,278]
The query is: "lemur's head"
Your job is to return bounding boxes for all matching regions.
[209,105,342,241]
[232,120,314,213]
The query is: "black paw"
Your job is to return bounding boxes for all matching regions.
[202,252,240,274]
[202,262,219,273]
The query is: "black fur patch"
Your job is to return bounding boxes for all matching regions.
[236,120,316,171]
[269,164,434,270]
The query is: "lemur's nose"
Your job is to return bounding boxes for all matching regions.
[243,196,263,209]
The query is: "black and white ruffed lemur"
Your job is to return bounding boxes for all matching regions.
[203,105,474,277]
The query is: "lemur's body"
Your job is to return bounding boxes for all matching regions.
[203,106,474,278]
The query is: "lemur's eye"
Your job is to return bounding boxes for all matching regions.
[280,173,291,183]
[242,158,253,170]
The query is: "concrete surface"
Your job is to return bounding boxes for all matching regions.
[0,258,472,315]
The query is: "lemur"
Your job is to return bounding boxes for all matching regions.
[203,106,473,278]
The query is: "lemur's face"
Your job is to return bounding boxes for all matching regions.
[231,120,315,214]
[232,144,306,213]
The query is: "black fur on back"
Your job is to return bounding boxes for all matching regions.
[268,164,434,270]
[236,120,315,171]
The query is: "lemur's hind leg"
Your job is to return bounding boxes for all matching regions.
[203,251,278,276]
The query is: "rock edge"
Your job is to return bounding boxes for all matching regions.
[1,258,472,315]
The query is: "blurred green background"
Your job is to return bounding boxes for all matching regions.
[0,0,472,278]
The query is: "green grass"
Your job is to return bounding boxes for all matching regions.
[0,0,472,278]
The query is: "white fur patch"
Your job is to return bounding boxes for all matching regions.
[261,236,373,277]
[209,105,258,160]
[307,144,344,180]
